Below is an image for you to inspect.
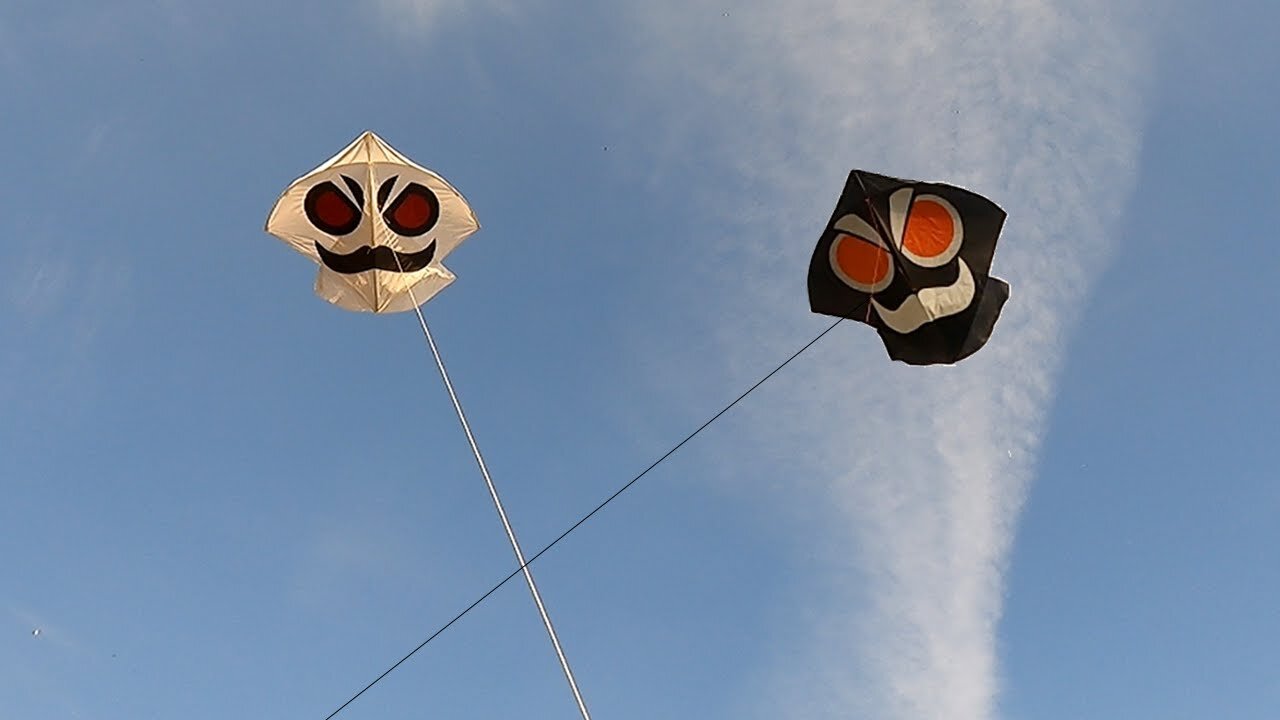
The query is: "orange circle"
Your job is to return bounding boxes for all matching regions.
[902,198,956,259]
[833,234,891,288]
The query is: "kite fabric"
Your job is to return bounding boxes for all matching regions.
[265,131,480,313]
[807,169,1010,365]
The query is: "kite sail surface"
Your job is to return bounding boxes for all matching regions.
[265,130,479,313]
[808,169,1010,365]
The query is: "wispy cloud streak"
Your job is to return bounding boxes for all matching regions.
[622,2,1155,718]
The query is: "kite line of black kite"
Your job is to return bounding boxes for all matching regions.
[321,313,848,720]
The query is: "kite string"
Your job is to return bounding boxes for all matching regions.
[320,310,846,720]
[412,305,594,720]
[392,261,592,720]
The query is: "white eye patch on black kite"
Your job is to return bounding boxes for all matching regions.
[808,169,1010,365]
[266,131,479,314]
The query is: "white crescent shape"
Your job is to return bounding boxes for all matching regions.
[887,187,913,247]
[870,258,976,334]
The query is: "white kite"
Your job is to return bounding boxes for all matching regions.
[265,131,479,313]
[264,132,592,720]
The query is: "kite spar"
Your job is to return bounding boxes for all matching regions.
[265,131,592,720]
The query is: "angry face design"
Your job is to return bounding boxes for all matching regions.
[266,131,480,314]
[807,169,1010,365]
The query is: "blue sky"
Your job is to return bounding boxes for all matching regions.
[2,1,1277,719]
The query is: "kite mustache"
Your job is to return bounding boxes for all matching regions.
[871,258,977,334]
[315,240,437,275]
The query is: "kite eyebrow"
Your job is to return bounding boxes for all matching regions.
[833,212,884,242]
[377,175,399,209]
[340,174,365,209]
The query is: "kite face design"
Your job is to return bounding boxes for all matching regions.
[808,170,1010,365]
[266,131,479,313]
[305,174,440,273]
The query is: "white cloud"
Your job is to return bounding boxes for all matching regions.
[619,2,1156,719]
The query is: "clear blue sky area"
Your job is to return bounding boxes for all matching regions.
[2,2,1276,719]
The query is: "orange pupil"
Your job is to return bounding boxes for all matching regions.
[834,234,891,287]
[902,199,955,258]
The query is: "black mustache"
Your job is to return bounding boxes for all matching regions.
[315,241,437,274]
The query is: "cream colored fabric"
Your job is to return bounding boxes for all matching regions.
[265,131,480,313]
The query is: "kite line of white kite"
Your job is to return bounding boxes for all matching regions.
[413,307,593,720]
[397,257,593,720]
[321,310,848,720]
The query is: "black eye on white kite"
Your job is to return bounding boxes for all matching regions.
[265,131,480,314]
[378,176,440,237]
[303,175,365,236]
